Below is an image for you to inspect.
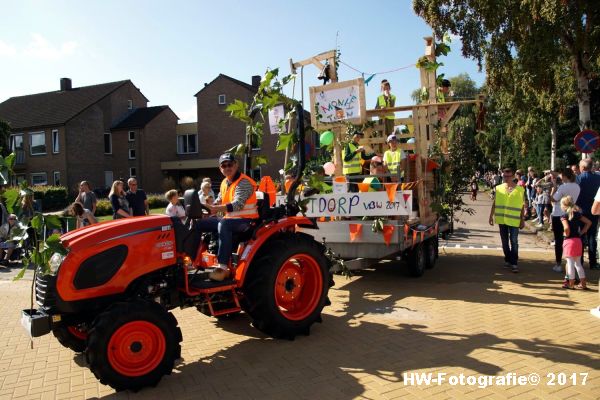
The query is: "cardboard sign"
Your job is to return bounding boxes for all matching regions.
[268,104,285,134]
[309,78,366,127]
[276,191,412,217]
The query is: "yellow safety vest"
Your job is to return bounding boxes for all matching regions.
[494,184,524,227]
[342,142,362,175]
[383,149,404,176]
[377,94,396,120]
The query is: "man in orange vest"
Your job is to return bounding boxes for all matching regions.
[197,153,259,281]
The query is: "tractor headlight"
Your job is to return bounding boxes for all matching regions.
[48,253,66,274]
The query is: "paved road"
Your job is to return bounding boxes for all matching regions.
[0,198,598,399]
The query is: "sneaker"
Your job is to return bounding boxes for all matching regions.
[503,261,511,268]
[552,265,563,273]
[208,265,230,281]
[511,265,519,273]
[536,223,543,228]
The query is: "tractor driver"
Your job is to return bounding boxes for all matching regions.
[196,153,259,281]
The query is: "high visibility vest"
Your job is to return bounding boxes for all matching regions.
[494,184,524,227]
[258,176,276,206]
[220,173,259,219]
[342,142,362,175]
[377,94,396,120]
[362,177,380,192]
[383,149,404,176]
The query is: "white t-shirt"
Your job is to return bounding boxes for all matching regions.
[551,182,580,217]
[166,203,186,222]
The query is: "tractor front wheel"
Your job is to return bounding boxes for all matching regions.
[53,324,88,352]
[86,300,182,391]
[243,232,330,339]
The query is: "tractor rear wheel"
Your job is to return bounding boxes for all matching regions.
[242,232,330,339]
[407,243,426,277]
[53,324,88,352]
[86,300,182,391]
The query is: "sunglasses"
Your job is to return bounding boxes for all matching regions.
[220,162,234,168]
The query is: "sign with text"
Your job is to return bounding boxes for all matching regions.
[268,104,285,134]
[276,191,412,217]
[309,78,366,127]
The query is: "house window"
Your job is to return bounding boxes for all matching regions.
[10,134,24,151]
[218,94,226,105]
[11,174,26,186]
[129,167,136,177]
[52,129,59,153]
[104,132,112,154]
[177,134,198,154]
[128,131,135,142]
[128,100,133,109]
[53,171,60,186]
[30,132,46,155]
[129,149,136,159]
[31,172,47,186]
[104,171,113,187]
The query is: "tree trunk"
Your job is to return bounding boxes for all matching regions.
[550,121,557,171]
[576,63,591,160]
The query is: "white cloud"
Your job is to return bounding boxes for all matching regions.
[23,33,78,60]
[176,106,197,123]
[0,40,17,57]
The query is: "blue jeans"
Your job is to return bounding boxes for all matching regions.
[499,224,519,266]
[536,204,546,225]
[195,217,253,265]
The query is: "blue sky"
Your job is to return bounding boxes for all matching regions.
[0,0,485,122]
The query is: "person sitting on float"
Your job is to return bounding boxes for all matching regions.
[360,156,385,192]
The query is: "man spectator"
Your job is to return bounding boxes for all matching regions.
[75,181,97,215]
[125,178,149,216]
[576,159,600,269]
[489,167,525,273]
[571,164,580,176]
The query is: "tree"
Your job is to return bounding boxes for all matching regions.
[0,119,10,157]
[414,0,600,140]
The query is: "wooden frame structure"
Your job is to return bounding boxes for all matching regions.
[296,39,483,225]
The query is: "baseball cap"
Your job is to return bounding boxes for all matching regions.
[218,153,236,165]
[387,134,398,142]
[371,156,383,164]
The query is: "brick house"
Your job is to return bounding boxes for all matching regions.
[0,78,177,195]
[161,74,314,186]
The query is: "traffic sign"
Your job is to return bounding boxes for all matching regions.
[574,129,600,153]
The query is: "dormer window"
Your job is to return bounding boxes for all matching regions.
[128,100,133,109]
[218,94,226,105]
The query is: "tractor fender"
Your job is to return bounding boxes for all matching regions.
[233,216,317,284]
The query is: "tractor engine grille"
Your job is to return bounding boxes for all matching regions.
[35,274,57,310]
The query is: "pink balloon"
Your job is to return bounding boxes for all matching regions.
[323,162,335,176]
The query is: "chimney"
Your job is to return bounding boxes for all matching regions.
[60,78,72,91]
[251,75,261,88]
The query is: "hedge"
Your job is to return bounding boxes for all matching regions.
[30,186,69,211]
[94,193,169,217]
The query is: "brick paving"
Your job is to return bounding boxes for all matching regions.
[0,194,598,399]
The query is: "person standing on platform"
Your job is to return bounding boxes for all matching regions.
[375,79,396,135]
[489,167,525,273]
[343,131,375,192]
[383,134,406,182]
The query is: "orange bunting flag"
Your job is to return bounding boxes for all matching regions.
[349,224,363,242]
[385,183,398,203]
[357,182,371,193]
[382,225,395,246]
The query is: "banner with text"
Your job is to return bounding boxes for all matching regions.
[276,191,412,217]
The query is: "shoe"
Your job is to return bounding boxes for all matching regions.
[552,265,562,273]
[536,223,543,228]
[511,265,519,273]
[503,261,511,268]
[208,267,230,281]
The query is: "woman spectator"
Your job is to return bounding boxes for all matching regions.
[71,202,97,228]
[549,168,580,273]
[534,186,550,227]
[20,192,35,221]
[108,180,131,219]
[165,189,186,223]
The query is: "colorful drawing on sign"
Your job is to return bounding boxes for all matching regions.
[275,191,413,217]
[574,129,600,154]
[315,85,360,123]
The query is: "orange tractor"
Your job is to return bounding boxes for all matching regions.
[21,105,332,391]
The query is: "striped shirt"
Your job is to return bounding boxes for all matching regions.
[216,172,255,213]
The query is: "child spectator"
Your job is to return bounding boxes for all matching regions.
[165,189,186,223]
[71,202,97,229]
[560,196,590,289]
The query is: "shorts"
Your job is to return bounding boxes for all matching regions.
[562,237,582,258]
